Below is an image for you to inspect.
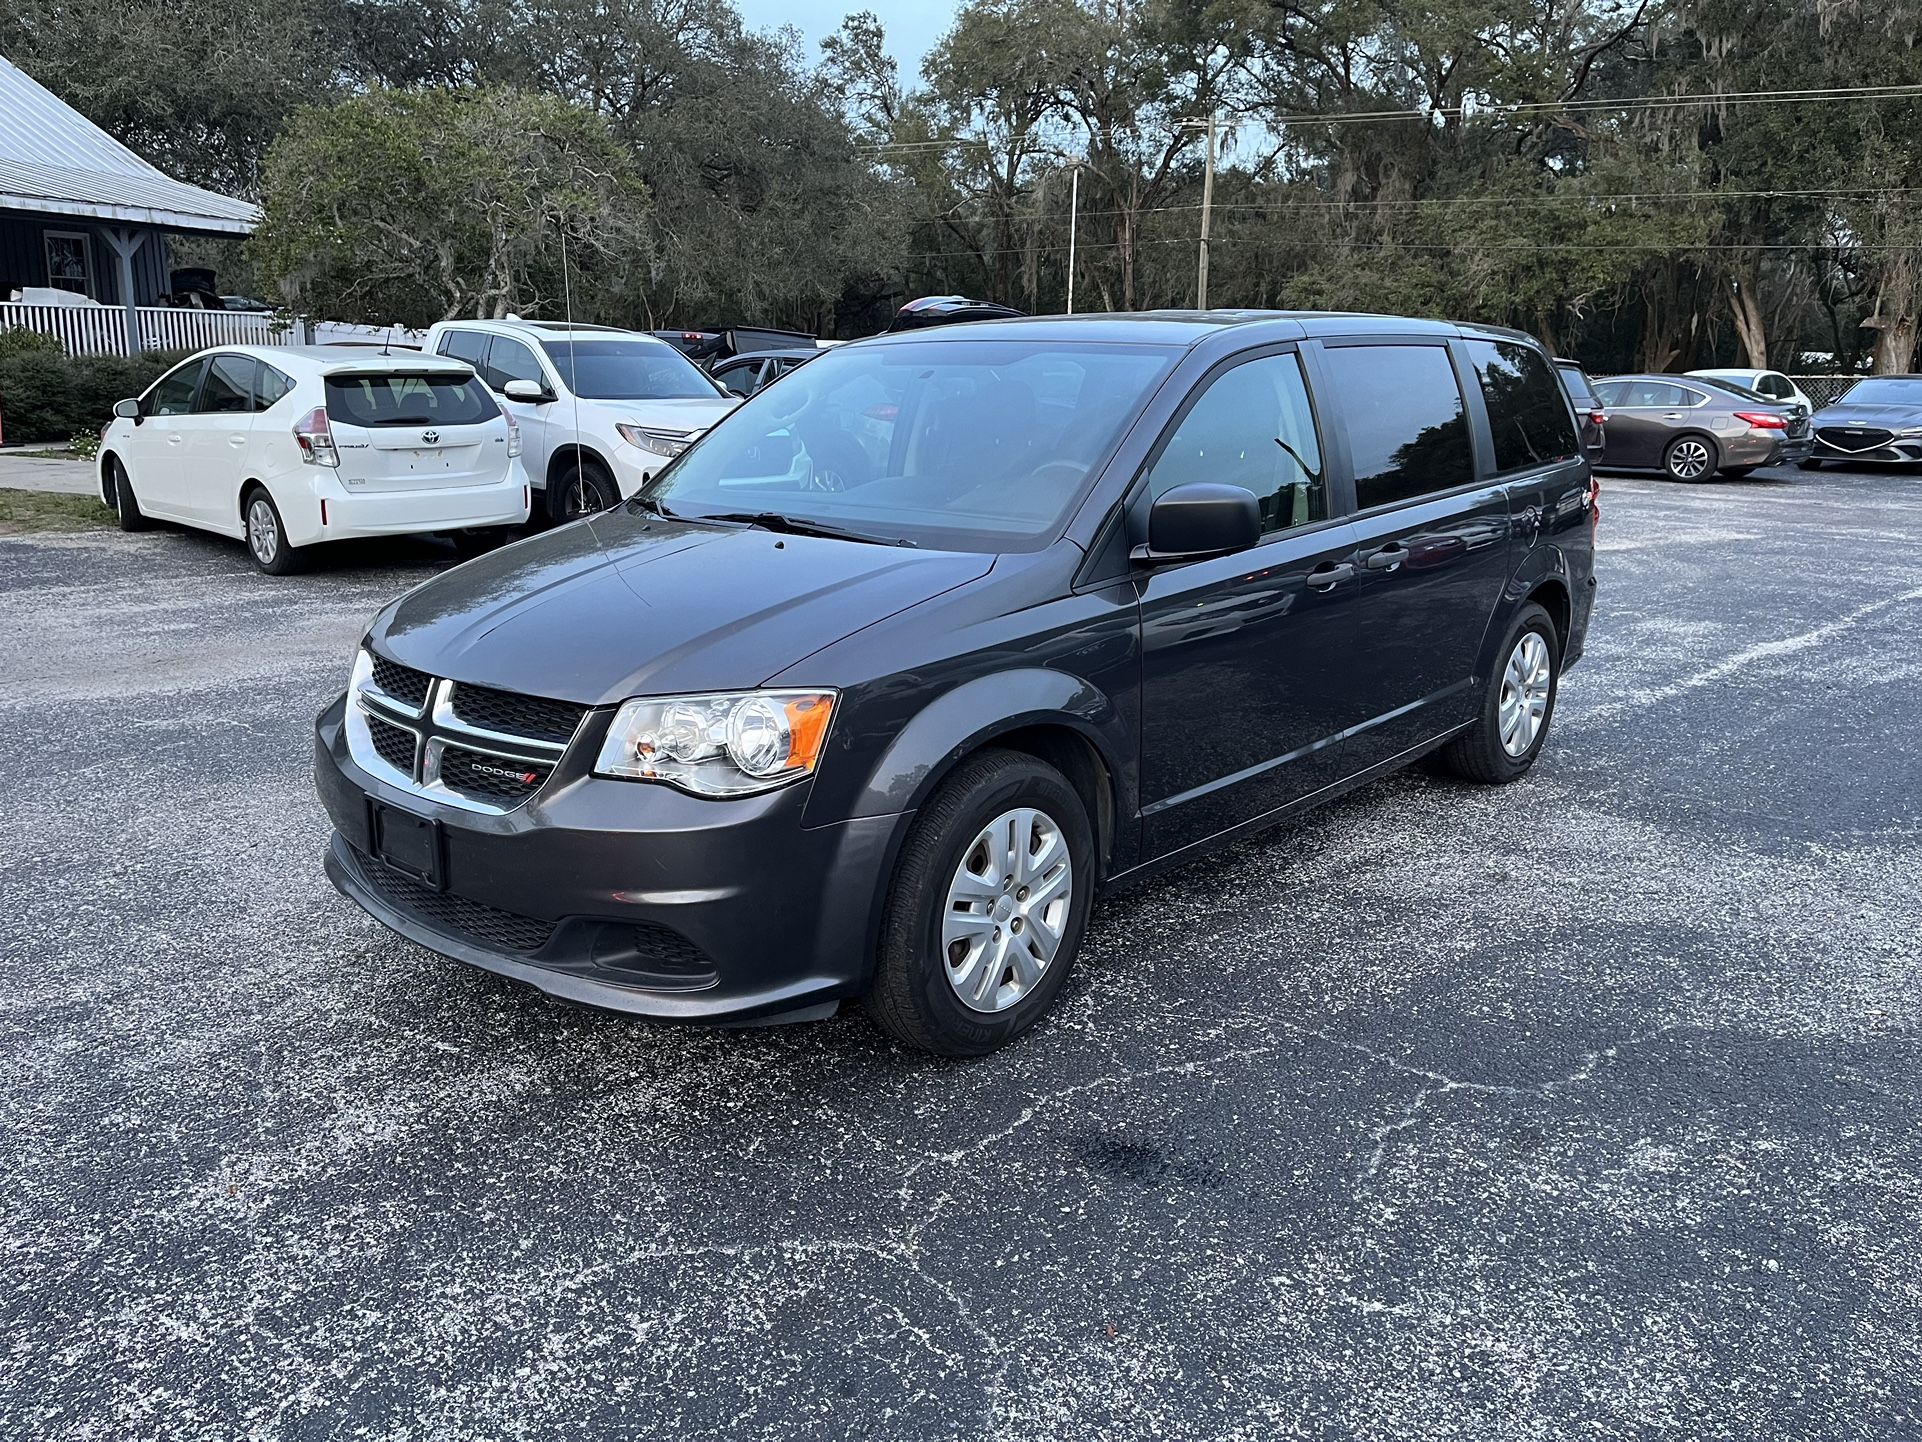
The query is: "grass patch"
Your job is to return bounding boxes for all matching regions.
[0,489,117,535]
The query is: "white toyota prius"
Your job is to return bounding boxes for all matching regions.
[99,346,531,574]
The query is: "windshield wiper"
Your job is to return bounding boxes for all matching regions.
[629,494,683,520]
[695,511,916,547]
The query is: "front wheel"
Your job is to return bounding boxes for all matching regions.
[110,457,152,532]
[1435,603,1560,784]
[244,488,304,575]
[1663,435,1718,482]
[865,749,1095,1057]
[548,460,618,523]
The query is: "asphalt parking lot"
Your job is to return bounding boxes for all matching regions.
[3,464,1920,1441]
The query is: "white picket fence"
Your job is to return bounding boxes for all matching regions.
[0,302,301,357]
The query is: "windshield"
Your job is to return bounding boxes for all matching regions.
[1689,376,1772,403]
[540,338,722,401]
[1837,377,1922,406]
[641,338,1178,552]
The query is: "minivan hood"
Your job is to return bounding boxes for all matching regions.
[369,509,994,703]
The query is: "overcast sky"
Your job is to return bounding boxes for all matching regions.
[733,0,958,82]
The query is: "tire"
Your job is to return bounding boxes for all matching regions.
[1434,602,1561,784]
[548,458,618,523]
[1663,434,1718,482]
[1800,458,1826,471]
[1720,466,1757,480]
[110,456,152,532]
[865,749,1095,1057]
[242,487,304,575]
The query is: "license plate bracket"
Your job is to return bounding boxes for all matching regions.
[370,802,442,888]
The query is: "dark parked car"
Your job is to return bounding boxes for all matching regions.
[651,327,819,364]
[1553,358,1608,456]
[1805,374,1922,468]
[885,296,1025,331]
[316,312,1598,1055]
[711,348,821,398]
[1591,373,1809,480]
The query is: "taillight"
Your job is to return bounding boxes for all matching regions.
[1734,410,1786,430]
[294,406,339,467]
[503,411,522,458]
[1590,410,1606,427]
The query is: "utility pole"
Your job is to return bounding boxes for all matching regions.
[1197,114,1217,310]
[1067,160,1082,314]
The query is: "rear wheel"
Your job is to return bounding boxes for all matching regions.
[1663,435,1718,482]
[865,749,1094,1057]
[1435,603,1560,784]
[548,458,617,523]
[110,457,152,532]
[243,488,304,575]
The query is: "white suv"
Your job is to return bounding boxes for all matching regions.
[421,320,739,521]
[100,346,530,574]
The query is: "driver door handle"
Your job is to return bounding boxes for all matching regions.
[1360,543,1407,573]
[1306,561,1354,591]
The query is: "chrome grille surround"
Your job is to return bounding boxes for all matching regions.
[344,650,585,815]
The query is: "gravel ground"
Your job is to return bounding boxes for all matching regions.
[3,466,1920,1441]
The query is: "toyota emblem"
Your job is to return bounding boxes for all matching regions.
[421,429,440,445]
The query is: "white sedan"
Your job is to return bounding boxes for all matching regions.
[99,346,531,574]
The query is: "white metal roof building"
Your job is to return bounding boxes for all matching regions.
[0,53,260,349]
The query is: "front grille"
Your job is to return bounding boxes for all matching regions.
[367,712,418,773]
[449,683,589,745]
[350,846,555,953]
[1819,425,1894,451]
[439,746,554,800]
[371,654,432,710]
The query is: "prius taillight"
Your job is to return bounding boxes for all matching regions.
[294,407,339,467]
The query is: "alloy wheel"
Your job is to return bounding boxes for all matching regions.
[562,471,611,521]
[1498,631,1553,758]
[941,806,1074,1014]
[247,498,279,566]
[1667,439,1711,480]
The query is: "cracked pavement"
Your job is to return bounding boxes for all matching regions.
[3,466,1920,1440]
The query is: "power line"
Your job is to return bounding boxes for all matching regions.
[857,81,1922,154]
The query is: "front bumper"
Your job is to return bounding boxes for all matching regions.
[315,696,909,1022]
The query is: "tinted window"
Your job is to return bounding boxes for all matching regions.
[1555,364,1599,409]
[146,361,204,416]
[481,335,546,392]
[649,340,1176,553]
[1468,340,1578,474]
[438,328,490,367]
[254,364,293,409]
[196,354,256,414]
[716,362,758,397]
[1146,352,1325,533]
[1321,344,1472,510]
[540,339,720,400]
[324,373,499,427]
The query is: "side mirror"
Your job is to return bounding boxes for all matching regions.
[113,397,140,420]
[1134,482,1261,563]
[502,379,551,404]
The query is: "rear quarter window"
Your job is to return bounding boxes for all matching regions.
[1469,340,1579,473]
[324,374,499,428]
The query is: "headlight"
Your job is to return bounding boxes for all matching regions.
[594,690,836,796]
[1893,426,1922,439]
[616,422,694,457]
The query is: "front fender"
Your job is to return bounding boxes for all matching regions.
[810,667,1135,828]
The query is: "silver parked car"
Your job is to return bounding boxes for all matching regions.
[1591,374,1811,480]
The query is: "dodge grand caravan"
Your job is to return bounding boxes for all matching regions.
[316,312,1598,1056]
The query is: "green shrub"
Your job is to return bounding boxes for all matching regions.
[0,345,188,446]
